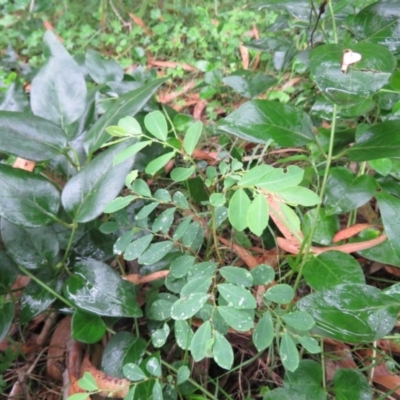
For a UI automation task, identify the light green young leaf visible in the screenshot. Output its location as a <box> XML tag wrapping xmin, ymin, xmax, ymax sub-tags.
<box><xmin>78</xmin><ymin>371</ymin><xmax>99</xmax><ymax>391</ymax></box>
<box><xmin>280</xmin><ymin>332</ymin><xmax>299</xmax><ymax>372</ymax></box>
<box><xmin>113</xmin><ymin>141</ymin><xmax>151</xmax><ymax>165</ymax></box>
<box><xmin>170</xmin><ymin>166</ymin><xmax>195</xmax><ymax>182</ymax></box>
<box><xmin>228</xmin><ymin>188</ymin><xmax>251</xmax><ymax>231</ymax></box>
<box><xmin>145</xmin><ymin>152</ymin><xmax>175</xmax><ymax>175</ymax></box>
<box><xmin>131</xmin><ymin>179</ymin><xmax>151</xmax><ymax>197</ymax></box>
<box><xmin>238</xmin><ymin>165</ymin><xmax>274</xmax><ymax>187</ymax></box>
<box><xmin>247</xmin><ymin>193</ymin><xmax>269</xmax><ymax>236</ymax></box>
<box><xmin>171</xmin><ymin>293</ymin><xmax>209</xmax><ymax>320</ymax></box>
<box><xmin>104</xmin><ymin>195</ymin><xmax>136</xmax><ymax>213</ymax></box>
<box><xmin>184</xmin><ymin>121</ymin><xmax>203</xmax><ymax>155</ymax></box>
<box><xmin>125</xmin><ymin>170</ymin><xmax>138</xmax><ymax>189</ymax></box>
<box><xmin>298</xmin><ymin>335</ymin><xmax>322</xmax><ymax>354</ymax></box>
<box><xmin>177</xmin><ymin>365</ymin><xmax>190</xmax><ymax>385</ymax></box>
<box><xmin>252</xmin><ymin>311</ymin><xmax>274</xmax><ymax>351</ymax></box>
<box><xmin>123</xmin><ymin>363</ymin><xmax>147</xmax><ymax>381</ymax></box>
<box><xmin>118</xmin><ymin>116</ymin><xmax>142</xmax><ymax>136</ymax></box>
<box><xmin>276</xmin><ymin>187</ymin><xmax>321</xmax><ymax>206</ymax></box>
<box><xmin>213</xmin><ymin>331</ymin><xmax>234</xmax><ymax>370</ymax></box>
<box><xmin>190</xmin><ymin>320</ymin><xmax>212</xmax><ymax>361</ymax></box>
<box><xmin>144</xmin><ymin>110</ymin><xmax>168</xmax><ymax>141</ymax></box>
<box><xmin>66</xmin><ymin>394</ymin><xmax>90</xmax><ymax>400</ymax></box>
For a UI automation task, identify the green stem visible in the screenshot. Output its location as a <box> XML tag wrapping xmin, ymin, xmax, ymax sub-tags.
<box><xmin>18</xmin><ymin>265</ymin><xmax>75</xmax><ymax>309</ymax></box>
<box><xmin>328</xmin><ymin>0</ymin><xmax>338</xmax><ymax>44</ymax></box>
<box><xmin>61</xmin><ymin>222</ymin><xmax>78</xmax><ymax>268</ymax></box>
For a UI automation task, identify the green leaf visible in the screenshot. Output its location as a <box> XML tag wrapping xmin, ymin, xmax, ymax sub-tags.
<box><xmin>252</xmin><ymin>311</ymin><xmax>274</xmax><ymax>351</ymax></box>
<box><xmin>190</xmin><ymin>320</ymin><xmax>212</xmax><ymax>362</ymax></box>
<box><xmin>264</xmin><ymin>284</ymin><xmax>294</xmax><ymax>304</ymax></box>
<box><xmin>113</xmin><ymin>141</ymin><xmax>151</xmax><ymax>165</ymax></box>
<box><xmin>148</xmin><ymin>300</ymin><xmax>173</xmax><ymax>321</ymax></box>
<box><xmin>0</xmin><ymin>302</ymin><xmax>14</xmax><ymax>343</ymax></box>
<box><xmin>352</xmin><ymin>1</ymin><xmax>400</xmax><ymax>53</ymax></box>
<box><xmin>31</xmin><ymin>31</ymin><xmax>87</xmax><ymax>127</ymax></box>
<box><xmin>217</xmin><ymin>283</ymin><xmax>256</xmax><ymax>309</ymax></box>
<box><xmin>64</xmin><ymin>259</ymin><xmax>142</xmax><ymax>317</ymax></box>
<box><xmin>180</xmin><ymin>277</ymin><xmax>213</xmax><ymax>296</ymax></box>
<box><xmin>213</xmin><ymin>331</ymin><xmax>234</xmax><ymax>370</ymax></box>
<box><xmin>85</xmin><ymin>48</ymin><xmax>123</xmax><ymax>84</ymax></box>
<box><xmin>66</xmin><ymin>394</ymin><xmax>90</xmax><ymax>400</ymax></box>
<box><xmin>104</xmin><ymin>195</ymin><xmax>136</xmax><ymax>213</ymax></box>
<box><xmin>238</xmin><ymin>165</ymin><xmax>273</xmax><ymax>187</ymax></box>
<box><xmin>324</xmin><ymin>167</ymin><xmax>376</xmax><ymax>215</ymax></box>
<box><xmin>1</xmin><ymin>220</ymin><xmax>59</xmax><ymax>269</ymax></box>
<box><xmin>250</xmin><ymin>264</ymin><xmax>275</xmax><ymax>285</ymax></box>
<box><xmin>282</xmin><ymin>311</ymin><xmax>315</xmax><ymax>331</ymax></box>
<box><xmin>228</xmin><ymin>188</ymin><xmax>251</xmax><ymax>231</ymax></box>
<box><xmin>84</xmin><ymin>78</ymin><xmax>167</xmax><ymax>154</ymax></box>
<box><xmin>173</xmin><ymin>191</ymin><xmax>190</xmax><ymax>209</ymax></box>
<box><xmin>334</xmin><ymin>369</ymin><xmax>372</xmax><ymax>400</ymax></box>
<box><xmin>170</xmin><ymin>255</ymin><xmax>195</xmax><ymax>279</ymax></box>
<box><xmin>276</xmin><ymin>187</ymin><xmax>320</xmax><ymax>207</ymax></box>
<box><xmin>298</xmin><ymin>335</ymin><xmax>322</xmax><ymax>354</ymax></box>
<box><xmin>209</xmin><ymin>193</ymin><xmax>226</xmax><ymax>207</ymax></box>
<box><xmin>144</xmin><ymin>110</ymin><xmax>168</xmax><ymax>141</ymax></box>
<box><xmin>138</xmin><ymin>241</ymin><xmax>174</xmax><ymax>265</ymax></box>
<box><xmin>297</xmin><ymin>284</ymin><xmax>398</xmax><ymax>342</ymax></box>
<box><xmin>184</xmin><ymin>121</ymin><xmax>203</xmax><ymax>155</ymax></box>
<box><xmin>217</xmin><ymin>306</ymin><xmax>254</xmax><ymax>332</ymax></box>
<box><xmin>131</xmin><ymin>179</ymin><xmax>151</xmax><ymax>197</ymax></box>
<box><xmin>219</xmin><ymin>266</ymin><xmax>253</xmax><ymax>287</ymax></box>
<box><xmin>218</xmin><ymin>100</ymin><xmax>314</xmax><ymax>146</ymax></box>
<box><xmin>146</xmin><ymin>357</ymin><xmax>162</xmax><ymax>377</ymax></box>
<box><xmin>0</xmin><ymin>164</ymin><xmax>60</xmax><ymax>227</ymax></box>
<box><xmin>188</xmin><ymin>261</ymin><xmax>218</xmax><ymax>281</ymax></box>
<box><xmin>62</xmin><ymin>140</ymin><xmax>135</xmax><ymax>223</ymax></box>
<box><xmin>135</xmin><ymin>202</ymin><xmax>159</xmax><ymax>220</ymax></box>
<box><xmin>152</xmin><ymin>207</ymin><xmax>176</xmax><ymax>233</ymax></box>
<box><xmin>170</xmin><ymin>166</ymin><xmax>195</xmax><ymax>182</ymax></box>
<box><xmin>151</xmin><ymin>323</ymin><xmax>170</xmax><ymax>348</ymax></box>
<box><xmin>123</xmin><ymin>363</ymin><xmax>147</xmax><ymax>381</ymax></box>
<box><xmin>303</xmin><ymin>251</ymin><xmax>365</xmax><ymax>291</ymax></box>
<box><xmin>78</xmin><ymin>371</ymin><xmax>99</xmax><ymax>391</ymax></box>
<box><xmin>152</xmin><ymin>380</ymin><xmax>163</xmax><ymax>400</ymax></box>
<box><xmin>280</xmin><ymin>332</ymin><xmax>299</xmax><ymax>372</ymax></box>
<box><xmin>0</xmin><ymin>251</ymin><xmax>18</xmax><ymax>291</ymax></box>
<box><xmin>171</xmin><ymin>293</ymin><xmax>209</xmax><ymax>320</ymax></box>
<box><xmin>348</xmin><ymin>120</ymin><xmax>400</xmax><ymax>161</ymax></box>
<box><xmin>0</xmin><ymin>111</ymin><xmax>67</xmax><ymax>161</ymax></box>
<box><xmin>72</xmin><ymin>311</ymin><xmax>106</xmax><ymax>344</ymax></box>
<box><xmin>247</xmin><ymin>193</ymin><xmax>269</xmax><ymax>236</ymax></box>
<box><xmin>118</xmin><ymin>116</ymin><xmax>143</xmax><ymax>136</ymax></box>
<box><xmin>309</xmin><ymin>43</ymin><xmax>395</xmax><ymax>106</ymax></box>
<box><xmin>376</xmin><ymin>191</ymin><xmax>400</xmax><ymax>259</ymax></box>
<box><xmin>174</xmin><ymin>320</ymin><xmax>194</xmax><ymax>350</ymax></box>
<box><xmin>145</xmin><ymin>152</ymin><xmax>176</xmax><ymax>175</ymax></box>
<box><xmin>177</xmin><ymin>365</ymin><xmax>190</xmax><ymax>385</ymax></box>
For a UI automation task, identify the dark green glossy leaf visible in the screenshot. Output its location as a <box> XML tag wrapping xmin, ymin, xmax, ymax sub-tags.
<box><xmin>213</xmin><ymin>331</ymin><xmax>233</xmax><ymax>370</ymax></box>
<box><xmin>297</xmin><ymin>284</ymin><xmax>398</xmax><ymax>342</ymax></box>
<box><xmin>1</xmin><ymin>219</ymin><xmax>59</xmax><ymax>269</ymax></box>
<box><xmin>280</xmin><ymin>332</ymin><xmax>299</xmax><ymax>372</ymax></box>
<box><xmin>303</xmin><ymin>251</ymin><xmax>365</xmax><ymax>291</ymax></box>
<box><xmin>84</xmin><ymin>78</ymin><xmax>167</xmax><ymax>154</ymax></box>
<box><xmin>71</xmin><ymin>310</ymin><xmax>106</xmax><ymax>343</ymax></box>
<box><xmin>376</xmin><ymin>191</ymin><xmax>400</xmax><ymax>258</ymax></box>
<box><xmin>0</xmin><ymin>111</ymin><xmax>67</xmax><ymax>161</ymax></box>
<box><xmin>324</xmin><ymin>167</ymin><xmax>376</xmax><ymax>214</ymax></box>
<box><xmin>62</xmin><ymin>140</ymin><xmax>135</xmax><ymax>223</ymax></box>
<box><xmin>0</xmin><ymin>251</ymin><xmax>18</xmax><ymax>293</ymax></box>
<box><xmin>31</xmin><ymin>31</ymin><xmax>87</xmax><ymax>127</ymax></box>
<box><xmin>218</xmin><ymin>100</ymin><xmax>314</xmax><ymax>146</ymax></box>
<box><xmin>252</xmin><ymin>311</ymin><xmax>274</xmax><ymax>351</ymax></box>
<box><xmin>223</xmin><ymin>70</ymin><xmax>277</xmax><ymax>98</ymax></box>
<box><xmin>303</xmin><ymin>208</ymin><xmax>339</xmax><ymax>246</ymax></box>
<box><xmin>348</xmin><ymin>120</ymin><xmax>400</xmax><ymax>162</ymax></box>
<box><xmin>20</xmin><ymin>275</ymin><xmax>63</xmax><ymax>323</ymax></box>
<box><xmin>85</xmin><ymin>48</ymin><xmax>123</xmax><ymax>83</ymax></box>
<box><xmin>0</xmin><ymin>164</ymin><xmax>60</xmax><ymax>227</ymax></box>
<box><xmin>284</xmin><ymin>360</ymin><xmax>325</xmax><ymax>400</ymax></box>
<box><xmin>0</xmin><ymin>302</ymin><xmax>14</xmax><ymax>343</ymax></box>
<box><xmin>353</xmin><ymin>0</ymin><xmax>400</xmax><ymax>53</ymax></box>
<box><xmin>102</xmin><ymin>332</ymin><xmax>146</xmax><ymax>378</ymax></box>
<box><xmin>64</xmin><ymin>259</ymin><xmax>142</xmax><ymax>317</ymax></box>
<box><xmin>334</xmin><ymin>369</ymin><xmax>372</xmax><ymax>400</ymax></box>
<box><xmin>310</xmin><ymin>43</ymin><xmax>395</xmax><ymax>106</ymax></box>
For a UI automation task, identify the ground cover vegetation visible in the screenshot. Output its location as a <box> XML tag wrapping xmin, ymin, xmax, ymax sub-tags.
<box><xmin>1</xmin><ymin>0</ymin><xmax>400</xmax><ymax>399</ymax></box>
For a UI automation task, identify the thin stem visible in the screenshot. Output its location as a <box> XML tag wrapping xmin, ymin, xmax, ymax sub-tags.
<box><xmin>61</xmin><ymin>222</ymin><xmax>78</xmax><ymax>268</ymax></box>
<box><xmin>328</xmin><ymin>0</ymin><xmax>338</xmax><ymax>44</ymax></box>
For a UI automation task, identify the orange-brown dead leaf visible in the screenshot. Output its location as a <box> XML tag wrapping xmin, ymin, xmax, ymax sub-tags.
<box><xmin>219</xmin><ymin>237</ymin><xmax>259</xmax><ymax>269</ymax></box>
<box><xmin>384</xmin><ymin>265</ymin><xmax>400</xmax><ymax>277</ymax></box>
<box><xmin>158</xmin><ymin>81</ymin><xmax>196</xmax><ymax>103</ymax></box>
<box><xmin>332</xmin><ymin>223</ymin><xmax>372</xmax><ymax>242</ymax></box>
<box><xmin>124</xmin><ymin>270</ymin><xmax>170</xmax><ymax>285</ymax></box>
<box><xmin>149</xmin><ymin>60</ymin><xmax>197</xmax><ymax>72</ymax></box>
<box><xmin>13</xmin><ymin>158</ymin><xmax>35</xmax><ymax>172</ymax></box>
<box><xmin>191</xmin><ymin>149</ymin><xmax>218</xmax><ymax>164</ymax></box>
<box><xmin>128</xmin><ymin>13</ymin><xmax>152</xmax><ymax>35</ymax></box>
<box><xmin>239</xmin><ymin>44</ymin><xmax>249</xmax><ymax>70</ymax></box>
<box><xmin>193</xmin><ymin>100</ymin><xmax>207</xmax><ymax>120</ymax></box>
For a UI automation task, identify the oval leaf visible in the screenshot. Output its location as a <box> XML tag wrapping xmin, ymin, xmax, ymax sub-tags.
<box><xmin>171</xmin><ymin>293</ymin><xmax>209</xmax><ymax>320</ymax></box>
<box><xmin>228</xmin><ymin>188</ymin><xmax>251</xmax><ymax>231</ymax></box>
